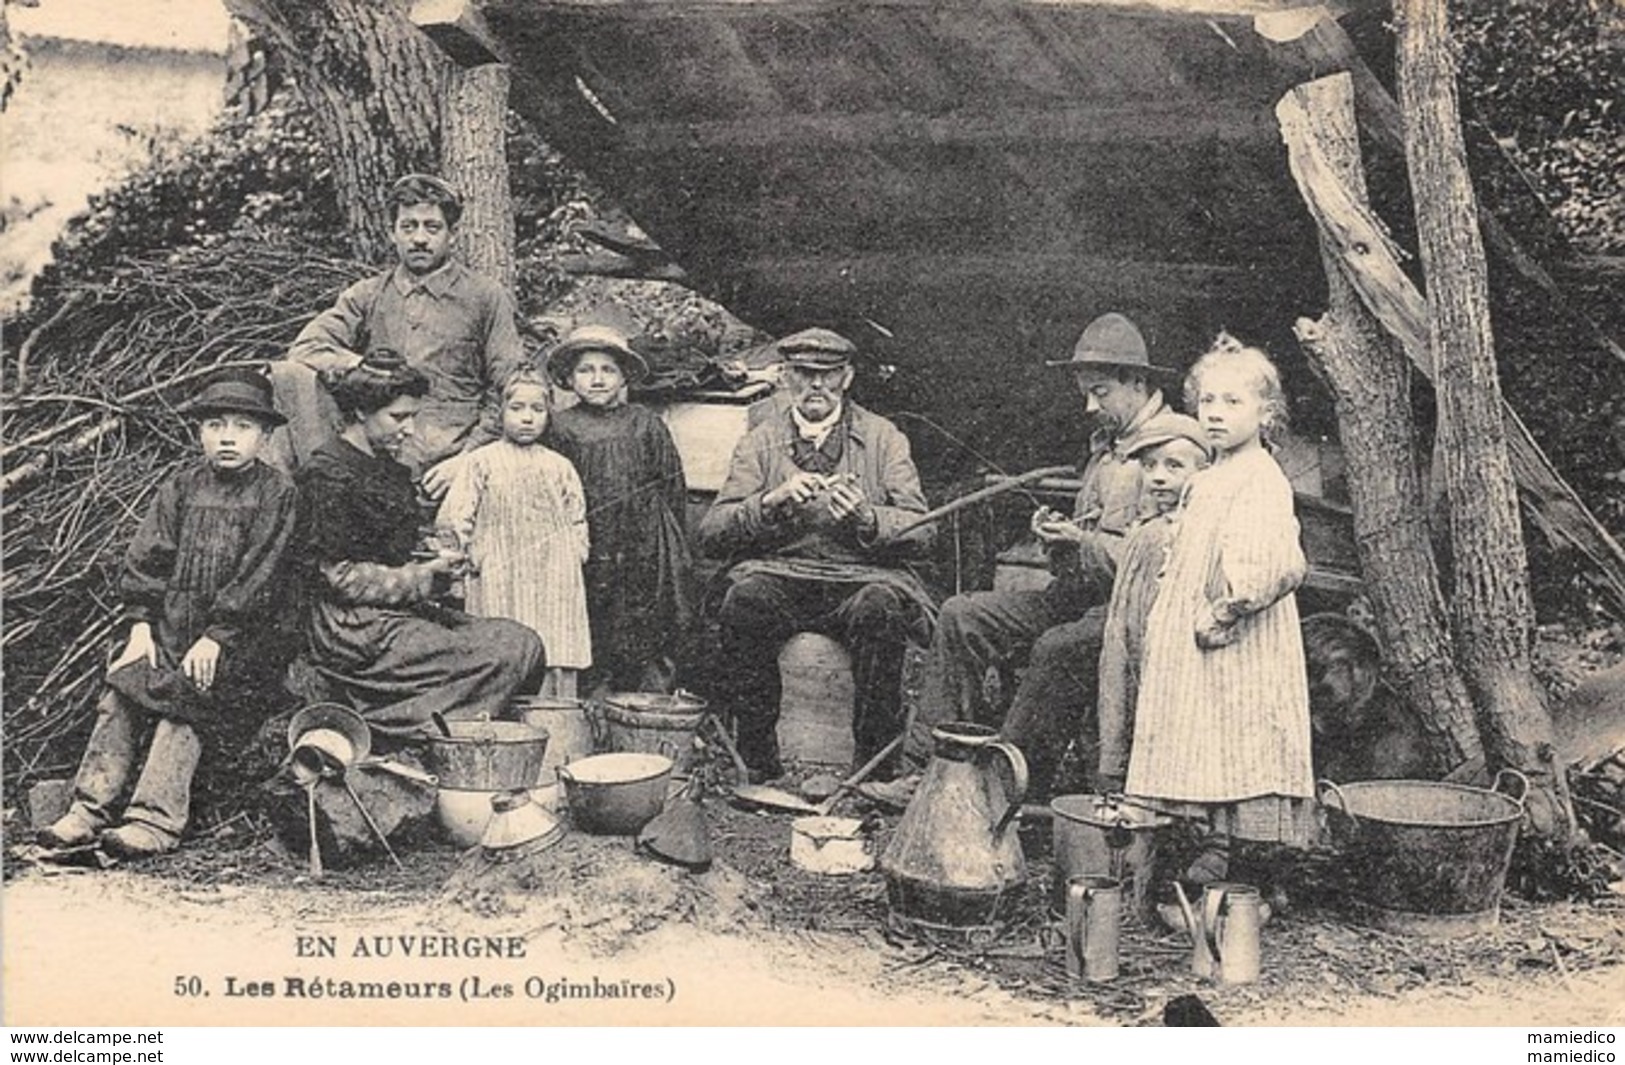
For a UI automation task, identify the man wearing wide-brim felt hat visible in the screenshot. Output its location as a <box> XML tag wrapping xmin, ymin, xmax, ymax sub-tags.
<box><xmin>866</xmin><ymin>311</ymin><xmax>1175</xmax><ymax>808</ymax></box>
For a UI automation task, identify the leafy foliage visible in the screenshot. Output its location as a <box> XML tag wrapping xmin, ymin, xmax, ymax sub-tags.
<box><xmin>1454</xmin><ymin>0</ymin><xmax>1625</xmax><ymax>254</ymax></box>
<box><xmin>37</xmin><ymin>97</ymin><xmax>343</xmax><ymax>293</ymax></box>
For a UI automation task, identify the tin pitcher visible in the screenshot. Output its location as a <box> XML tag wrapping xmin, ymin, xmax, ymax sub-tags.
<box><xmin>1192</xmin><ymin>882</ymin><xmax>1264</xmax><ymax>985</ymax></box>
<box><xmin>880</xmin><ymin>722</ymin><xmax>1029</xmax><ymax>935</ymax></box>
<box><xmin>1065</xmin><ymin>875</ymin><xmax>1122</xmax><ymax>982</ymax></box>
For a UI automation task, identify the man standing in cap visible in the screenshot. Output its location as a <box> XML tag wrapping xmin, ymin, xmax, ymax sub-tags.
<box><xmin>862</xmin><ymin>312</ymin><xmax>1173</xmax><ymax>806</ymax></box>
<box><xmin>270</xmin><ymin>173</ymin><xmax>527</xmax><ymax>493</ymax></box>
<box><xmin>699</xmin><ymin>328</ymin><xmax>935</xmax><ymax>781</ymax></box>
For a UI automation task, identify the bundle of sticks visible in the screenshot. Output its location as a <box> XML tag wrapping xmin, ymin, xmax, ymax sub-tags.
<box><xmin>2</xmin><ymin>240</ymin><xmax>371</xmax><ymax>785</ymax></box>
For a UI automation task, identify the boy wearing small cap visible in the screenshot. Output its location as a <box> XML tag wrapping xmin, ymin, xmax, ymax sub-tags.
<box><xmin>1090</xmin><ymin>412</ymin><xmax>1212</xmax><ymax>793</ymax></box>
<box><xmin>39</xmin><ymin>369</ymin><xmax>298</xmax><ymax>859</ymax></box>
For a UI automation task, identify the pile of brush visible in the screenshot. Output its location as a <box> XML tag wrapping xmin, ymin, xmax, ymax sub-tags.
<box><xmin>2</xmin><ymin>240</ymin><xmax>371</xmax><ymax>787</ymax></box>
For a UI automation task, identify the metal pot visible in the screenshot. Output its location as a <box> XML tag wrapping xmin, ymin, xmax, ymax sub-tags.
<box><xmin>601</xmin><ymin>691</ymin><xmax>707</xmax><ymax>773</ymax></box>
<box><xmin>423</xmin><ymin>719</ymin><xmax>550</xmax><ymax>791</ymax></box>
<box><xmin>436</xmin><ymin>787</ymin><xmax>504</xmax><ymax>847</ymax></box>
<box><xmin>1320</xmin><ymin>770</ymin><xmax>1528</xmax><ymax>935</ymax></box>
<box><xmin>558</xmin><ymin>752</ymin><xmax>673</xmax><ymax>835</ymax></box>
<box><xmin>513</xmin><ymin>697</ymin><xmax>602</xmax><ymax>784</ymax></box>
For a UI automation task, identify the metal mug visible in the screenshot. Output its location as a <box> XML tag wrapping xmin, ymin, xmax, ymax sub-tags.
<box><xmin>1064</xmin><ymin>875</ymin><xmax>1122</xmax><ymax>982</ymax></box>
<box><xmin>1199</xmin><ymin>881</ymin><xmax>1263</xmax><ymax>985</ymax></box>
<box><xmin>290</xmin><ymin>728</ymin><xmax>357</xmax><ymax>783</ymax></box>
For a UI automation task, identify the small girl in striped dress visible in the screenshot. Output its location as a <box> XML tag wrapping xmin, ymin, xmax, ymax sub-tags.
<box><xmin>438</xmin><ymin>367</ymin><xmax>591</xmax><ymax>697</ymax></box>
<box><xmin>1126</xmin><ymin>335</ymin><xmax>1315</xmax><ymax>884</ymax></box>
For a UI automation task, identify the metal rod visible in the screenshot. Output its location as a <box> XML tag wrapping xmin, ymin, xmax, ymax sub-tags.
<box><xmin>893</xmin><ymin>465</ymin><xmax>1073</xmax><ymax>538</ymax></box>
<box><xmin>342</xmin><ymin>777</ymin><xmax>405</xmax><ymax>872</ymax></box>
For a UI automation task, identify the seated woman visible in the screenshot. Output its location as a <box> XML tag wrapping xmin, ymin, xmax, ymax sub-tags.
<box><xmin>295</xmin><ymin>352</ymin><xmax>543</xmax><ymax>739</ymax></box>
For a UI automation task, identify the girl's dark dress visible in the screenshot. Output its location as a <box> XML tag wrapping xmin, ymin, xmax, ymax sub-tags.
<box><xmin>546</xmin><ymin>403</ymin><xmax>693</xmax><ymax>690</ymax></box>
<box><xmin>295</xmin><ymin>437</ymin><xmax>542</xmax><ymax>737</ymax></box>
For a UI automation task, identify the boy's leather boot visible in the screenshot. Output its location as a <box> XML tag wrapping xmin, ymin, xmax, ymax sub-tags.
<box><xmin>40</xmin><ymin>689</ymin><xmax>144</xmax><ymax>847</ymax></box>
<box><xmin>105</xmin><ymin>718</ymin><xmax>201</xmax><ymax>858</ymax></box>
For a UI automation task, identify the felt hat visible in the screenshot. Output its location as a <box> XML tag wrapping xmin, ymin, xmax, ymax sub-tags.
<box><xmin>545</xmin><ymin>325</ymin><xmax>650</xmax><ymax>389</ymax></box>
<box><xmin>776</xmin><ymin>328</ymin><xmax>857</xmax><ymax>371</ymax></box>
<box><xmin>1046</xmin><ymin>312</ymin><xmax>1172</xmax><ymax>379</ymax></box>
<box><xmin>181</xmin><ymin>368</ymin><xmax>286</xmax><ymax>426</ymax></box>
<box><xmin>1124</xmin><ymin>411</ymin><xmax>1213</xmax><ymax>462</ymax></box>
<box><xmin>286</xmin><ymin>702</ymin><xmax>373</xmax><ymax>765</ymax></box>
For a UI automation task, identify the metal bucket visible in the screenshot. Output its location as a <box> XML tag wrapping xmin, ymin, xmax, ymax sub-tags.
<box><xmin>1050</xmin><ymin>794</ymin><xmax>1170</xmax><ymax>922</ymax></box>
<box><xmin>1320</xmin><ymin>770</ymin><xmax>1528</xmax><ymax>936</ymax></box>
<box><xmin>602</xmin><ymin>691</ymin><xmax>706</xmax><ymax>773</ymax></box>
<box><xmin>423</xmin><ymin>720</ymin><xmax>550</xmax><ymax>791</ymax></box>
<box><xmin>513</xmin><ymin>696</ymin><xmax>602</xmax><ymax>784</ymax></box>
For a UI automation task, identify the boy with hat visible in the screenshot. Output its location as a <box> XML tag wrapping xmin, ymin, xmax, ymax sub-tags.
<box><xmin>700</xmin><ymin>328</ymin><xmax>934</xmax><ymax>780</ymax></box>
<box><xmin>1088</xmin><ymin>412</ymin><xmax>1212</xmax><ymax>793</ymax></box>
<box><xmin>865</xmin><ymin>312</ymin><xmax>1175</xmax><ymax>806</ymax></box>
<box><xmin>39</xmin><ymin>369</ymin><xmax>299</xmax><ymax>858</ymax></box>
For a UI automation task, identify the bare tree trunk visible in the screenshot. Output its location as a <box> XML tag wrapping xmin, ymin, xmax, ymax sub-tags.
<box><xmin>1396</xmin><ymin>0</ymin><xmax>1574</xmax><ymax>838</ymax></box>
<box><xmin>443</xmin><ymin>64</ymin><xmax>515</xmax><ymax>290</ymax></box>
<box><xmin>1280</xmin><ymin>75</ymin><xmax>1484</xmax><ymax>772</ymax></box>
<box><xmin>1</xmin><ymin>1</ymin><xmax>25</xmax><ymax>114</ymax></box>
<box><xmin>223</xmin><ymin>0</ymin><xmax>445</xmax><ymax>260</ymax></box>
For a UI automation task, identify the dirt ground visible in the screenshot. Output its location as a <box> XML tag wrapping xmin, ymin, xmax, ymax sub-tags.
<box><xmin>5</xmin><ymin>790</ymin><xmax>1624</xmax><ymax>1028</ymax></box>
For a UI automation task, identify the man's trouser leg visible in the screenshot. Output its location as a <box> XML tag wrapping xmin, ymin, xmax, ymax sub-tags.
<box><xmin>266</xmin><ymin>361</ymin><xmax>341</xmax><ymax>473</ymax></box>
<box><xmin>716</xmin><ymin>573</ymin><xmax>805</xmax><ymax>776</ymax></box>
<box><xmin>837</xmin><ymin>583</ymin><xmax>914</xmax><ymax>772</ymax></box>
<box><xmin>121</xmin><ymin>718</ymin><xmax>204</xmax><ymax>843</ymax></box>
<box><xmin>905</xmin><ymin>587</ymin><xmax>1061</xmax><ymax>770</ymax></box>
<box><xmin>66</xmin><ymin>688</ymin><xmax>148</xmax><ymax>830</ymax></box>
<box><xmin>1000</xmin><ymin>607</ymin><xmax>1107</xmax><ymax>797</ymax></box>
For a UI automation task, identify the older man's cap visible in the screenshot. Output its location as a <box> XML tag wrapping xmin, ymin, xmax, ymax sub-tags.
<box><xmin>777</xmin><ymin>328</ymin><xmax>857</xmax><ymax>371</ymax></box>
<box><xmin>1124</xmin><ymin>411</ymin><xmax>1213</xmax><ymax>461</ymax></box>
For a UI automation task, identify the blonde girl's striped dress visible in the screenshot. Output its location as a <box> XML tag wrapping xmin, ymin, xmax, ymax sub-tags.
<box><xmin>437</xmin><ymin>440</ymin><xmax>593</xmax><ymax>669</ymax></box>
<box><xmin>1125</xmin><ymin>445</ymin><xmax>1316</xmax><ymax>845</ymax></box>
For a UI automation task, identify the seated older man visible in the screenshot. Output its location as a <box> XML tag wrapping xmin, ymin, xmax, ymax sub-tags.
<box><xmin>699</xmin><ymin>329</ymin><xmax>935</xmax><ymax>781</ymax></box>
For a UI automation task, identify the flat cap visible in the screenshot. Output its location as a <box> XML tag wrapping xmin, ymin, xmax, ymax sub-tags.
<box><xmin>777</xmin><ymin>328</ymin><xmax>856</xmax><ymax>370</ymax></box>
<box><xmin>1124</xmin><ymin>411</ymin><xmax>1213</xmax><ymax>461</ymax></box>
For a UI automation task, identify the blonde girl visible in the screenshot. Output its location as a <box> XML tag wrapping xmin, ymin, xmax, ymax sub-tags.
<box><xmin>1125</xmin><ymin>335</ymin><xmax>1315</xmax><ymax>882</ymax></box>
<box><xmin>438</xmin><ymin>366</ymin><xmax>591</xmax><ymax>696</ymax></box>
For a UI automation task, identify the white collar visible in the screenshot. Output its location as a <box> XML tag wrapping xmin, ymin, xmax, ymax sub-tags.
<box><xmin>791</xmin><ymin>403</ymin><xmax>844</xmax><ymax>447</ymax></box>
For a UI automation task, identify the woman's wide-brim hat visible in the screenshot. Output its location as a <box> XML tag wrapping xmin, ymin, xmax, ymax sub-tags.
<box><xmin>180</xmin><ymin>367</ymin><xmax>287</xmax><ymax>426</ymax></box>
<box><xmin>545</xmin><ymin>325</ymin><xmax>650</xmax><ymax>389</ymax></box>
<box><xmin>1045</xmin><ymin>312</ymin><xmax>1177</xmax><ymax>379</ymax></box>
